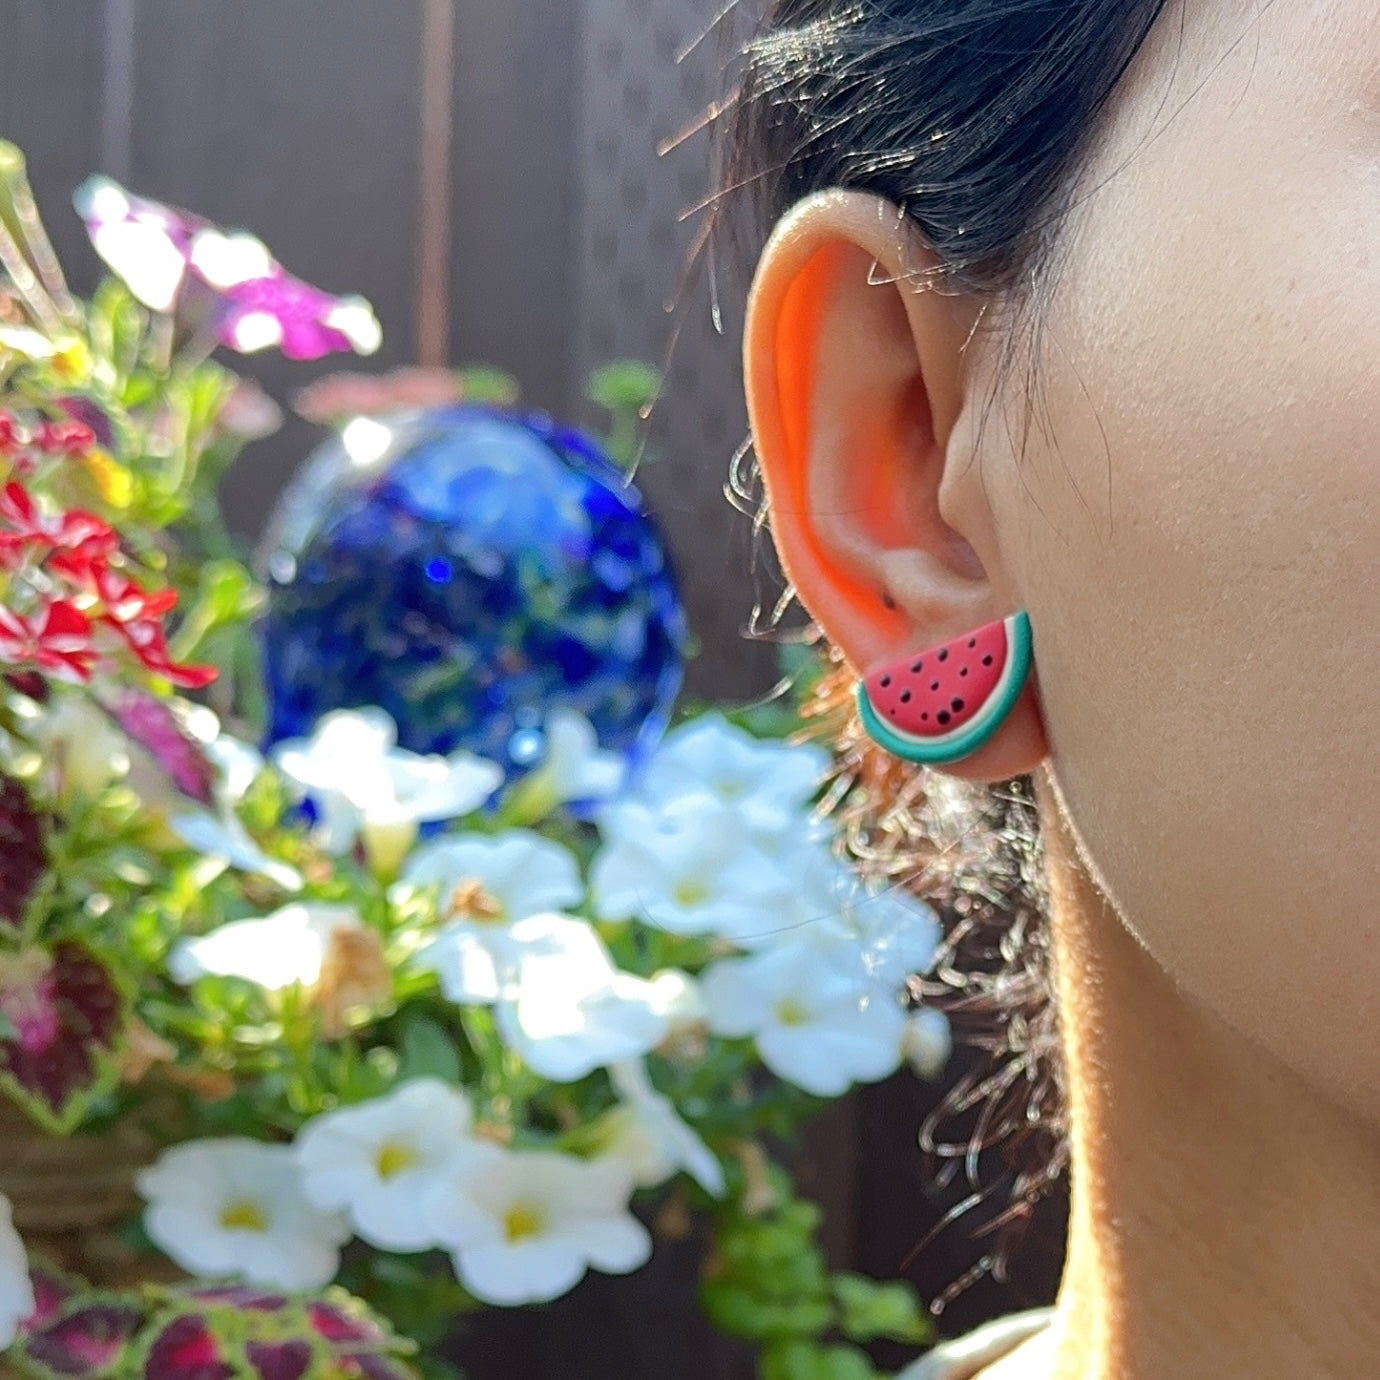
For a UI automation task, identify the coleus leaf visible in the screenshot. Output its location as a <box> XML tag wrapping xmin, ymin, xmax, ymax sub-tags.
<box><xmin>135</xmin><ymin>1312</ymin><xmax>236</xmax><ymax>1380</ymax></box>
<box><xmin>0</xmin><ymin>775</ymin><xmax>47</xmax><ymax>931</ymax></box>
<box><xmin>16</xmin><ymin>1297</ymin><xmax>145</xmax><ymax>1379</ymax></box>
<box><xmin>0</xmin><ymin>941</ymin><xmax>125</xmax><ymax>1132</ymax></box>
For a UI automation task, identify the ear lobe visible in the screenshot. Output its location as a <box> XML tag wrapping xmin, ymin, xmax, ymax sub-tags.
<box><xmin>743</xmin><ymin>190</ymin><xmax>1048</xmax><ymax>781</ymax></box>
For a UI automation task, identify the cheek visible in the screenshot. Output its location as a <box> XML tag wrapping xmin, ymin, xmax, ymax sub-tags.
<box><xmin>995</xmin><ymin>71</ymin><xmax>1380</xmax><ymax>1112</ymax></box>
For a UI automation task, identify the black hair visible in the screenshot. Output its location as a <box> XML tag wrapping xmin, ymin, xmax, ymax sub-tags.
<box><xmin>719</xmin><ymin>0</ymin><xmax>1172</xmax><ymax>296</ymax></box>
<box><xmin>708</xmin><ymin>0</ymin><xmax>1173</xmax><ymax>1314</ymax></box>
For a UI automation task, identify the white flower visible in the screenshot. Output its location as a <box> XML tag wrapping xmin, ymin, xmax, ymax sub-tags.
<box><xmin>505</xmin><ymin>708</ymin><xmax>627</xmax><ymax>822</ymax></box>
<box><xmin>628</xmin><ymin>713</ymin><xmax>829</xmax><ymax>841</ymax></box>
<box><xmin>494</xmin><ymin>915</ymin><xmax>675</xmax><ymax>1081</ymax></box>
<box><xmin>589</xmin><ymin>793</ymin><xmax>794</xmax><ymax>943</ymax></box>
<box><xmin>168</xmin><ymin>811</ymin><xmax>304</xmax><ymax>891</ymax></box>
<box><xmin>404</xmin><ymin>831</ymin><xmax>583</xmax><ymax>1003</ymax></box>
<box><xmin>901</xmin><ymin>1009</ymin><xmax>953</xmax><ymax>1080</ymax></box>
<box><xmin>699</xmin><ymin>941</ymin><xmax>908</xmax><ymax>1097</ymax></box>
<box><xmin>428</xmin><ymin>1143</ymin><xmax>651</xmax><ymax>1305</ymax></box>
<box><xmin>168</xmin><ymin>902</ymin><xmax>367</xmax><ymax>990</ymax></box>
<box><xmin>168</xmin><ymin>725</ymin><xmax>303</xmax><ymax>891</ymax></box>
<box><xmin>136</xmin><ymin>1138</ymin><xmax>350</xmax><ymax>1290</ymax></box>
<box><xmin>0</xmin><ymin>1193</ymin><xmax>34</xmax><ymax>1350</ymax></box>
<box><xmin>23</xmin><ymin>691</ymin><xmax>130</xmax><ymax>799</ymax></box>
<box><xmin>273</xmin><ymin>708</ymin><xmax>503</xmax><ymax>876</ymax></box>
<box><xmin>295</xmin><ymin>1078</ymin><xmax>477</xmax><ymax>1252</ymax></box>
<box><xmin>766</xmin><ymin>842</ymin><xmax>944</xmax><ymax>985</ymax></box>
<box><xmin>601</xmin><ymin>1060</ymin><xmax>725</xmax><ymax>1197</ymax></box>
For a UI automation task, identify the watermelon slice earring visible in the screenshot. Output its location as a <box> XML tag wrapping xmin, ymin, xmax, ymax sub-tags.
<box><xmin>856</xmin><ymin>611</ymin><xmax>1033</xmax><ymax>766</ymax></box>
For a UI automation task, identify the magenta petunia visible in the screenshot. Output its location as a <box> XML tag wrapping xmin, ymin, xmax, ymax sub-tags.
<box><xmin>73</xmin><ymin>175</ymin><xmax>380</xmax><ymax>362</ymax></box>
<box><xmin>216</xmin><ymin>274</ymin><xmax>381</xmax><ymax>362</ymax></box>
<box><xmin>138</xmin><ymin>1313</ymin><xmax>237</xmax><ymax>1380</ymax></box>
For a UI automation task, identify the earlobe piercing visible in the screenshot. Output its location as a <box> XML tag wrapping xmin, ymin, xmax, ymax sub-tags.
<box><xmin>856</xmin><ymin>612</ymin><xmax>1033</xmax><ymax>766</ymax></box>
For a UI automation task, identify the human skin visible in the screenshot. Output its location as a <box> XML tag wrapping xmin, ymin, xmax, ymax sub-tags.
<box><xmin>740</xmin><ymin>1</ymin><xmax>1380</xmax><ymax>1377</ymax></box>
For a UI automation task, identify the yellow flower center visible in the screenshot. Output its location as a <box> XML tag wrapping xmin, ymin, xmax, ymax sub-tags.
<box><xmin>219</xmin><ymin>1199</ymin><xmax>269</xmax><ymax>1232</ymax></box>
<box><xmin>775</xmin><ymin>998</ymin><xmax>810</xmax><ymax>1027</ymax></box>
<box><xmin>673</xmin><ymin>879</ymin><xmax>709</xmax><ymax>907</ymax></box>
<box><xmin>375</xmin><ymin>1141</ymin><xmax>420</xmax><ymax>1180</ymax></box>
<box><xmin>503</xmin><ymin>1201</ymin><xmax>545</xmax><ymax>1243</ymax></box>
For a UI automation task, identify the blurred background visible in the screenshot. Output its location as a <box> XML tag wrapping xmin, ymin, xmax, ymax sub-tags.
<box><xmin>0</xmin><ymin>2</ymin><xmax>1062</xmax><ymax>1374</ymax></box>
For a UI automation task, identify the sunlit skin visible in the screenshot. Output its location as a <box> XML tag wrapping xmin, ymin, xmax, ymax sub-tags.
<box><xmin>741</xmin><ymin>1</ymin><xmax>1380</xmax><ymax>1376</ymax></box>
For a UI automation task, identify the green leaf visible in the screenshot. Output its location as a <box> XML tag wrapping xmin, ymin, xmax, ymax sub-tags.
<box><xmin>455</xmin><ymin>365</ymin><xmax>520</xmax><ymax>406</ymax></box>
<box><xmin>586</xmin><ymin>359</ymin><xmax>661</xmax><ymax>412</ymax></box>
<box><xmin>832</xmin><ymin>1274</ymin><xmax>932</xmax><ymax>1346</ymax></box>
<box><xmin>761</xmin><ymin>1340</ymin><xmax>880</xmax><ymax>1380</ymax></box>
<box><xmin>397</xmin><ymin>1013</ymin><xmax>463</xmax><ymax>1086</ymax></box>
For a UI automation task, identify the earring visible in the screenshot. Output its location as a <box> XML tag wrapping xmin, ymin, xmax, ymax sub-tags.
<box><xmin>855</xmin><ymin>611</ymin><xmax>1033</xmax><ymax>766</ymax></box>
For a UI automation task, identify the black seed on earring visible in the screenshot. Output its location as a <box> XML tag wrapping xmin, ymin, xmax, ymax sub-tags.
<box><xmin>921</xmin><ymin>713</ymin><xmax>929</xmax><ymax>721</ymax></box>
<box><xmin>982</xmin><ymin>655</ymin><xmax>993</xmax><ymax>666</ymax></box>
<box><xmin>910</xmin><ymin>661</ymin><xmax>922</xmax><ymax>673</ymax></box>
<box><xmin>931</xmin><ymin>681</ymin><xmax>940</xmax><ymax>691</ymax></box>
<box><xmin>960</xmin><ymin>668</ymin><xmax>968</xmax><ymax>677</ymax></box>
<box><xmin>937</xmin><ymin>711</ymin><xmax>951</xmax><ymax>725</ymax></box>
<box><xmin>880</xmin><ymin>676</ymin><xmax>891</xmax><ymax>688</ymax></box>
<box><xmin>937</xmin><ymin>649</ymin><xmax>948</xmax><ymax>662</ymax></box>
<box><xmin>968</xmin><ymin>638</ymin><xmax>977</xmax><ymax>648</ymax></box>
<box><xmin>900</xmin><ymin>690</ymin><xmax>912</xmax><ymax>704</ymax></box>
<box><xmin>951</xmin><ymin>698</ymin><xmax>964</xmax><ymax>711</ymax></box>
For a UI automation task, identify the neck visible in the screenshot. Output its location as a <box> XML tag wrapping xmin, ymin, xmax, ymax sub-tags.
<box><xmin>1032</xmin><ymin>766</ymin><xmax>1380</xmax><ymax>1380</ymax></box>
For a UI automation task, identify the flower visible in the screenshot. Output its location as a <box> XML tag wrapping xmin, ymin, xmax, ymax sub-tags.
<box><xmin>217</xmin><ymin>274</ymin><xmax>382</xmax><ymax>361</ymax></box>
<box><xmin>293</xmin><ymin>366</ymin><xmax>467</xmax><ymax>424</ymax></box>
<box><xmin>427</xmin><ymin>1143</ymin><xmax>651</xmax><ymax>1305</ymax></box>
<box><xmin>72</xmin><ymin>175</ymin><xmax>202</xmax><ymax>312</ymax></box>
<box><xmin>589</xmin><ymin>792</ymin><xmax>796</xmax><ymax>943</ymax></box>
<box><xmin>167</xmin><ymin>724</ymin><xmax>304</xmax><ymax>890</ymax></box>
<box><xmin>626</xmin><ymin>712</ymin><xmax>829</xmax><ymax>841</ymax></box>
<box><xmin>404</xmin><ymin>830</ymin><xmax>583</xmax><ymax>1003</ymax></box>
<box><xmin>294</xmin><ymin>1078</ymin><xmax>477</xmax><ymax>1252</ymax></box>
<box><xmin>273</xmin><ymin>708</ymin><xmax>503</xmax><ymax>877</ymax></box>
<box><xmin>492</xmin><ymin>914</ymin><xmax>679</xmax><ymax>1082</ymax></box>
<box><xmin>21</xmin><ymin>688</ymin><xmax>130</xmax><ymax>799</ymax></box>
<box><xmin>136</xmin><ymin>1138</ymin><xmax>350</xmax><ymax>1291</ymax></box>
<box><xmin>73</xmin><ymin>177</ymin><xmax>382</xmax><ymax>362</ymax></box>
<box><xmin>699</xmin><ymin>941</ymin><xmax>909</xmax><ymax>1097</ymax></box>
<box><xmin>901</xmin><ymin>1008</ymin><xmax>953</xmax><ymax>1080</ymax></box>
<box><xmin>504</xmin><ymin>708</ymin><xmax>627</xmax><ymax>823</ymax></box>
<box><xmin>168</xmin><ymin>902</ymin><xmax>368</xmax><ymax>991</ymax></box>
<box><xmin>600</xmin><ymin>1060</ymin><xmax>725</xmax><ymax>1197</ymax></box>
<box><xmin>0</xmin><ymin>1192</ymin><xmax>34</xmax><ymax>1349</ymax></box>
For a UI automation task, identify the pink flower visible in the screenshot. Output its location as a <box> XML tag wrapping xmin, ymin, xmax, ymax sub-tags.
<box><xmin>217</xmin><ymin>275</ymin><xmax>380</xmax><ymax>361</ymax></box>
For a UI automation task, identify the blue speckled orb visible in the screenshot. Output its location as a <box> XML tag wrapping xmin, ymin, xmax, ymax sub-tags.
<box><xmin>258</xmin><ymin>404</ymin><xmax>689</xmax><ymax>780</ymax></box>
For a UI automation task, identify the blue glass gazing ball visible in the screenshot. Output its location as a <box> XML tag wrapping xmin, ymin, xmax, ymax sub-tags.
<box><xmin>258</xmin><ymin>405</ymin><xmax>689</xmax><ymax>779</ymax></box>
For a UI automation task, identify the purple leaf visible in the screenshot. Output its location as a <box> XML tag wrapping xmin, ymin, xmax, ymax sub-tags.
<box><xmin>140</xmin><ymin>1314</ymin><xmax>237</xmax><ymax>1380</ymax></box>
<box><xmin>244</xmin><ymin>1339</ymin><xmax>315</xmax><ymax>1380</ymax></box>
<box><xmin>21</xmin><ymin>1300</ymin><xmax>144</xmax><ymax>1377</ymax></box>
<box><xmin>0</xmin><ymin>942</ymin><xmax>124</xmax><ymax>1130</ymax></box>
<box><xmin>306</xmin><ymin>1300</ymin><xmax>386</xmax><ymax>1346</ymax></box>
<box><xmin>19</xmin><ymin>1262</ymin><xmax>81</xmax><ymax>1334</ymax></box>
<box><xmin>0</xmin><ymin>775</ymin><xmax>46</xmax><ymax>930</ymax></box>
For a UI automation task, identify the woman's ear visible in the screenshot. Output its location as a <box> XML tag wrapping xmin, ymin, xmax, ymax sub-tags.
<box><xmin>743</xmin><ymin>189</ymin><xmax>1047</xmax><ymax>782</ymax></box>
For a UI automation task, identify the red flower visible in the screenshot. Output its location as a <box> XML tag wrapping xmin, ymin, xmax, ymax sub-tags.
<box><xmin>0</xmin><ymin>481</ymin><xmax>116</xmax><ymax>570</ymax></box>
<box><xmin>0</xmin><ymin>600</ymin><xmax>97</xmax><ymax>682</ymax></box>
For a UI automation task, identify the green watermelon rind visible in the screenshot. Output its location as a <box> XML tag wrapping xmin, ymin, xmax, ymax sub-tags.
<box><xmin>855</xmin><ymin>611</ymin><xmax>1033</xmax><ymax>765</ymax></box>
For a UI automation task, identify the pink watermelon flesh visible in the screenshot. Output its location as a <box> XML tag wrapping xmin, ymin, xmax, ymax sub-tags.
<box><xmin>863</xmin><ymin>621</ymin><xmax>1009</xmax><ymax>737</ymax></box>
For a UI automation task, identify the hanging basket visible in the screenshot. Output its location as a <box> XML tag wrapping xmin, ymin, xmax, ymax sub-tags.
<box><xmin>0</xmin><ymin>1092</ymin><xmax>185</xmax><ymax>1287</ymax></box>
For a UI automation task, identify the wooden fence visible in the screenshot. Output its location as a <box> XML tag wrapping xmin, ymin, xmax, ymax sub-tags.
<box><xmin>0</xmin><ymin>3</ymin><xmax>1061</xmax><ymax>1375</ymax></box>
